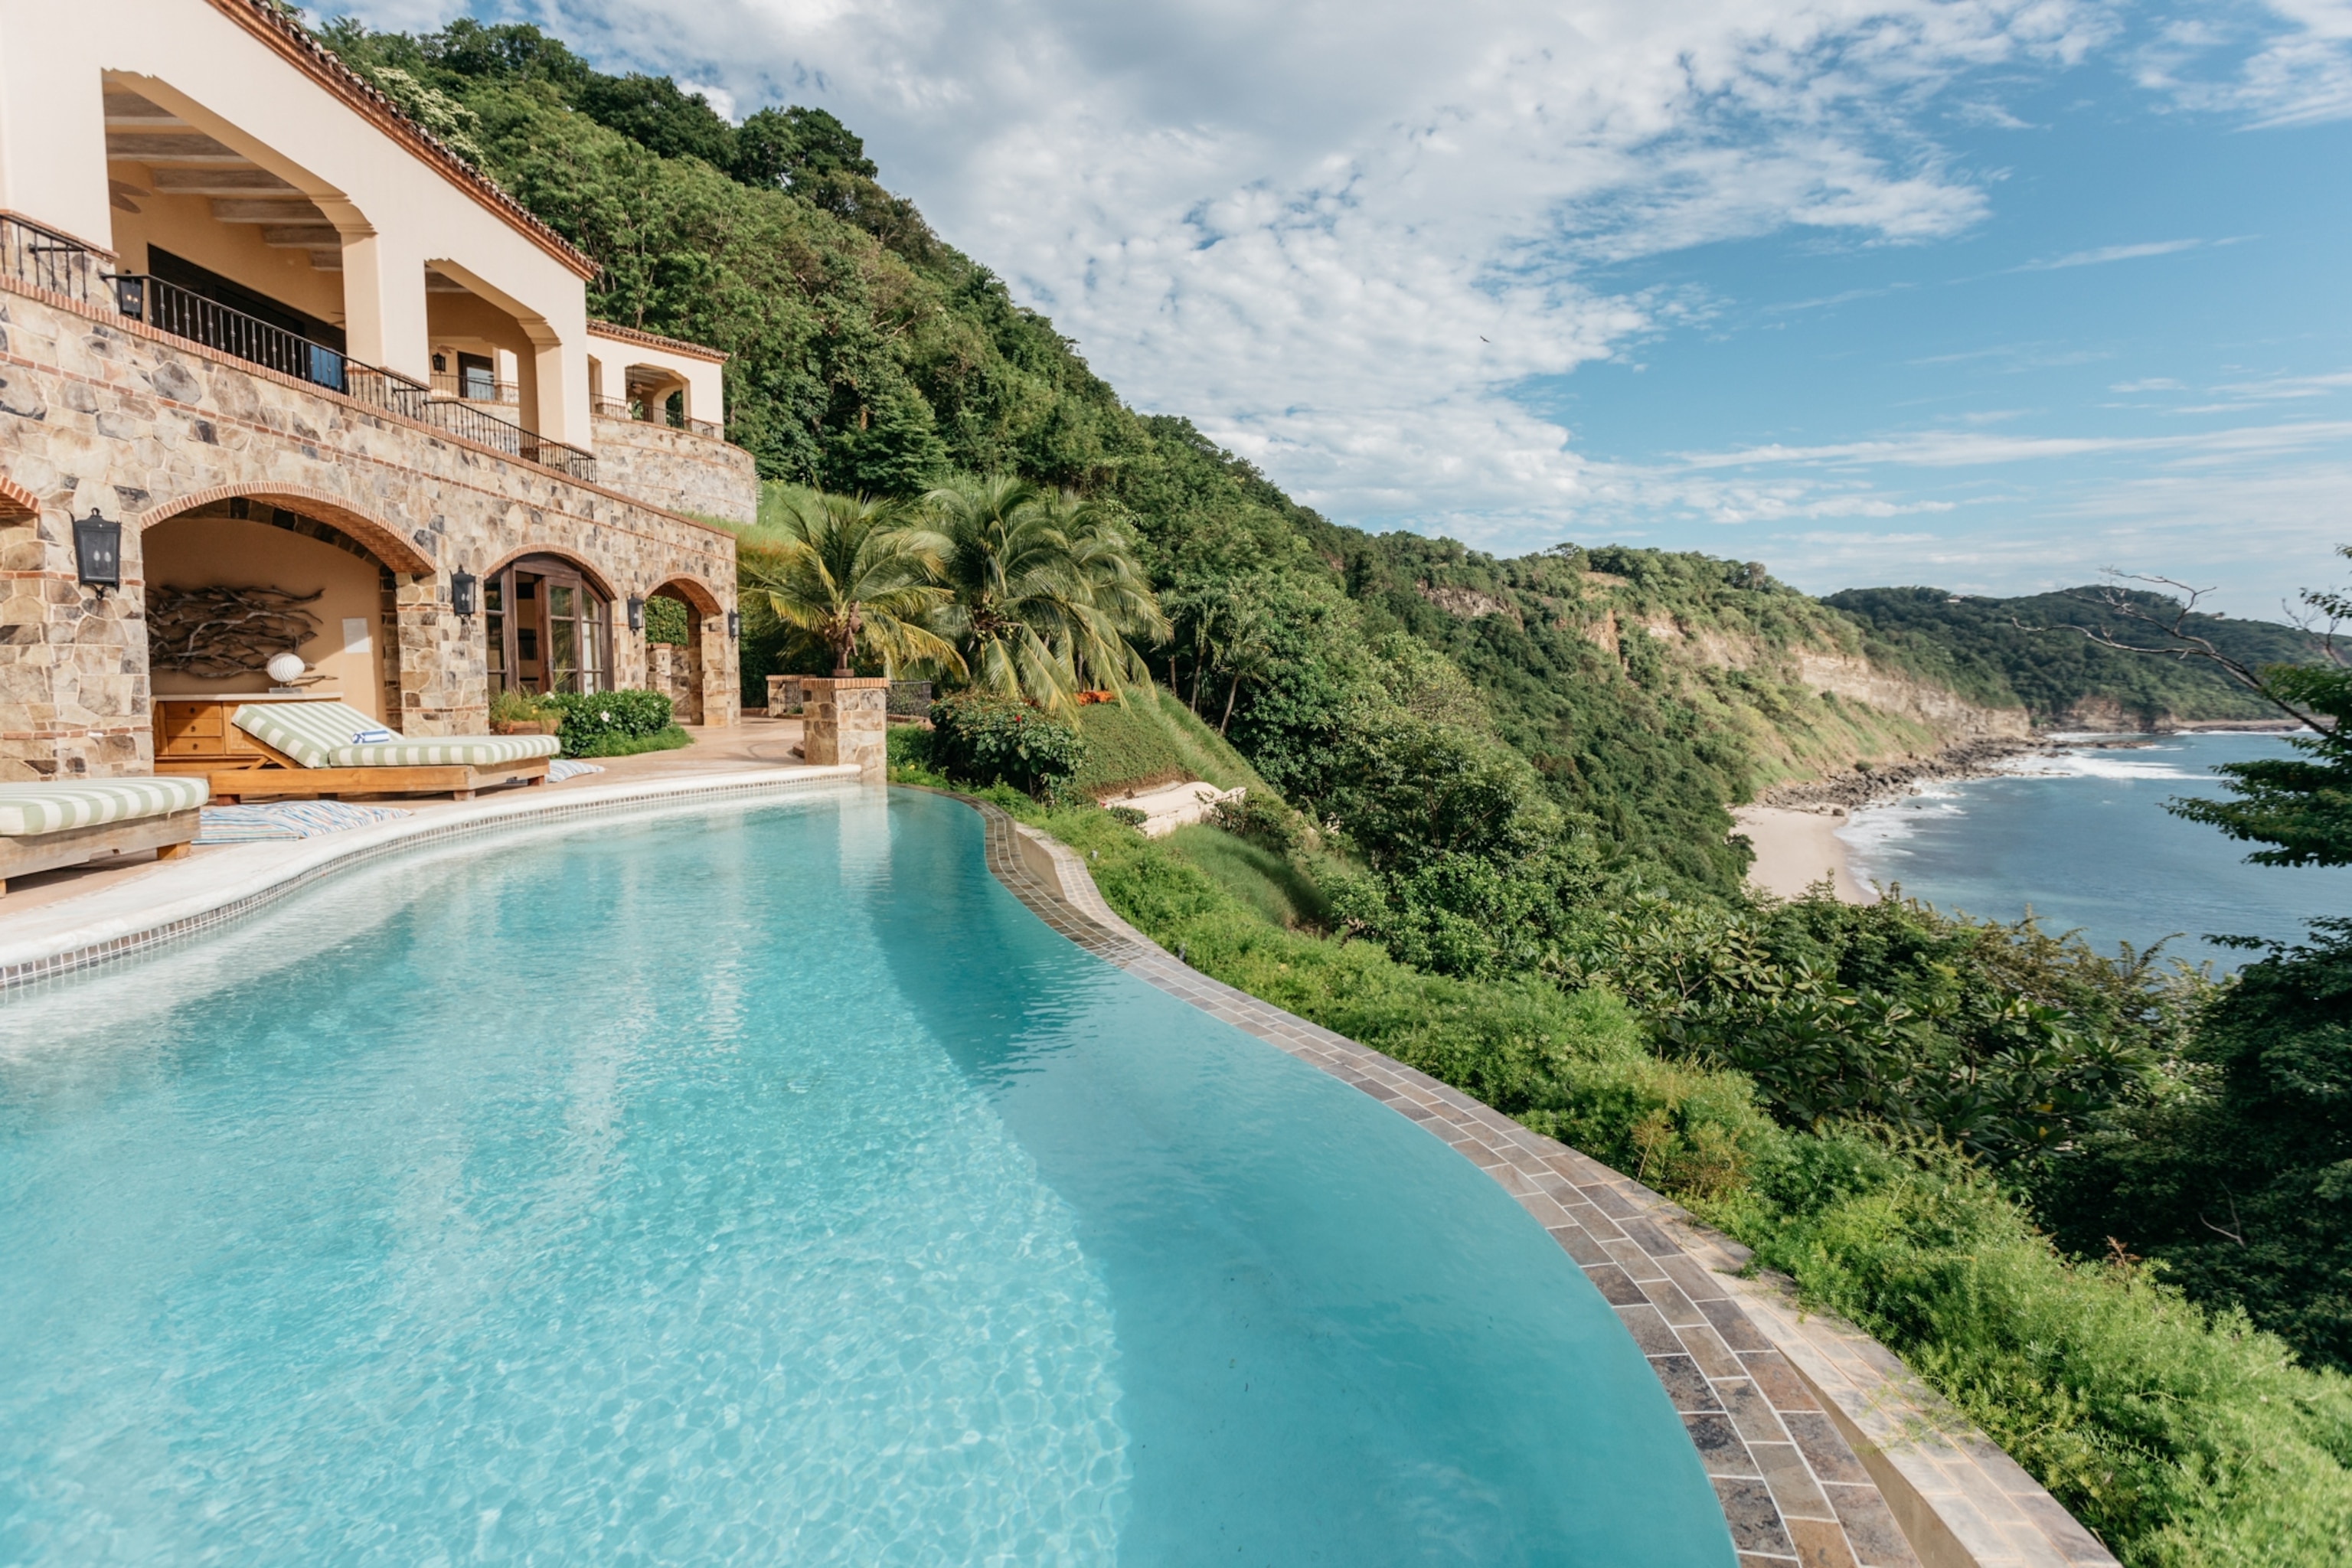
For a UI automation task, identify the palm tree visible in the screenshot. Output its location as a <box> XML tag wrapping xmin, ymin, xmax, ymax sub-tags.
<box><xmin>923</xmin><ymin>475</ymin><xmax>1169</xmax><ymax>710</ymax></box>
<box><xmin>738</xmin><ymin>488</ymin><xmax>965</xmax><ymax>679</ymax></box>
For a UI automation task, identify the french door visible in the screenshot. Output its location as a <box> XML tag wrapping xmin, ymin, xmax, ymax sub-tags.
<box><xmin>486</xmin><ymin>554</ymin><xmax>611</xmax><ymax>695</ymax></box>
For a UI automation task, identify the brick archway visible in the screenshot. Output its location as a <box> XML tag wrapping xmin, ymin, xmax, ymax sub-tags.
<box><xmin>645</xmin><ymin>575</ymin><xmax>724</xmax><ymax>724</ymax></box>
<box><xmin>484</xmin><ymin>546</ymin><xmax>621</xmax><ymax>604</ymax></box>
<box><xmin>136</xmin><ymin>485</ymin><xmax>438</xmax><ymax>577</ymax></box>
<box><xmin>138</xmin><ymin>492</ymin><xmax>429</xmax><ymax>729</ymax></box>
<box><xmin>647</xmin><ymin>573</ymin><xmax>723</xmax><ymax>616</ymax></box>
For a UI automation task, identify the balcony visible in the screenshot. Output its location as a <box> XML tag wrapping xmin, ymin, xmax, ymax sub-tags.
<box><xmin>2</xmin><ymin>214</ymin><xmax>595</xmax><ymax>485</ymax></box>
<box><xmin>430</xmin><ymin>371</ymin><xmax>520</xmax><ymax>406</ymax></box>
<box><xmin>593</xmin><ymin>394</ymin><xmax>721</xmax><ymax>441</ymax></box>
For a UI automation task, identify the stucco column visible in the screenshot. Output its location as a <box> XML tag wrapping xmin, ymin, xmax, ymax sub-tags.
<box><xmin>533</xmin><ymin>338</ymin><xmax>583</xmax><ymax>448</ymax></box>
<box><xmin>345</xmin><ymin>236</ymin><xmax>430</xmax><ymax>383</ymax></box>
<box><xmin>800</xmin><ymin>677</ymin><xmax>886</xmax><ymax>781</ymax></box>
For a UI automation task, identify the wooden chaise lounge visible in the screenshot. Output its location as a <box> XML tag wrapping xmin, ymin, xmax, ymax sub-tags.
<box><xmin>0</xmin><ymin>777</ymin><xmax>210</xmax><ymax>894</ymax></box>
<box><xmin>198</xmin><ymin>701</ymin><xmax>560</xmax><ymax>804</ymax></box>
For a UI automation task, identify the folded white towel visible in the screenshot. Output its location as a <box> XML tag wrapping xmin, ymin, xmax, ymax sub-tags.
<box><xmin>349</xmin><ymin>726</ymin><xmax>397</xmax><ymax>744</ymax></box>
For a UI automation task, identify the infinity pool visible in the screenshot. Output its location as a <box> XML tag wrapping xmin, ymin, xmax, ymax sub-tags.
<box><xmin>0</xmin><ymin>789</ymin><xmax>1730</xmax><ymax>1565</ymax></box>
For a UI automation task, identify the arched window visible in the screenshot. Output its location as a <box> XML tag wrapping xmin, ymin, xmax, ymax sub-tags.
<box><xmin>486</xmin><ymin>554</ymin><xmax>612</xmax><ymax>694</ymax></box>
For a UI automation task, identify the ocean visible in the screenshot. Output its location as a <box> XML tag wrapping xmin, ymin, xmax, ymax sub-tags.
<box><xmin>1838</xmin><ymin>732</ymin><xmax>2352</xmax><ymax>970</ymax></box>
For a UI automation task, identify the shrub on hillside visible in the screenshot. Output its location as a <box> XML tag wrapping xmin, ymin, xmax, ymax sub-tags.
<box><xmin>927</xmin><ymin>691</ymin><xmax>1085</xmax><ymax>797</ymax></box>
<box><xmin>1736</xmin><ymin>1127</ymin><xmax>2352</xmax><ymax>1564</ymax></box>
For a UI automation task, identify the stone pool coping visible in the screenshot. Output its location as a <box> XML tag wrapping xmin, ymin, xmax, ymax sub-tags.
<box><xmin>0</xmin><ymin>766</ymin><xmax>860</xmax><ymax>991</ymax></box>
<box><xmin>959</xmin><ymin>792</ymin><xmax>2120</xmax><ymax>1568</ymax></box>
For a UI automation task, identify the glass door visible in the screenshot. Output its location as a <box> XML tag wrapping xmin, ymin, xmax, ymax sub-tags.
<box><xmin>492</xmin><ymin>557</ymin><xmax>610</xmax><ymax>695</ymax></box>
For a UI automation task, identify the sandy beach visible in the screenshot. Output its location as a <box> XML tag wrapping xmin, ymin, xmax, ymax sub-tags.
<box><xmin>1733</xmin><ymin>805</ymin><xmax>1873</xmax><ymax>903</ymax></box>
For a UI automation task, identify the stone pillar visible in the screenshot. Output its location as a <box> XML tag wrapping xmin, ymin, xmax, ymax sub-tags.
<box><xmin>800</xmin><ymin>676</ymin><xmax>887</xmax><ymax>782</ymax></box>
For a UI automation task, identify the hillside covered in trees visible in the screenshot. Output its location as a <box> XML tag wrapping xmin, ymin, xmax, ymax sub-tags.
<box><xmin>1833</xmin><ymin>586</ymin><xmax>2326</xmax><ymax>728</ymax></box>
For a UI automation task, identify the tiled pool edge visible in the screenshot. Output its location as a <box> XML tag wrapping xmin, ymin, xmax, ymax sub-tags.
<box><xmin>0</xmin><ymin>766</ymin><xmax>862</xmax><ymax>992</ymax></box>
<box><xmin>955</xmin><ymin>794</ymin><xmax>2115</xmax><ymax>1568</ymax></box>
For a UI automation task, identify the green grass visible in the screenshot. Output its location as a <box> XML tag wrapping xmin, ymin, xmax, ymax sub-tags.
<box><xmin>1160</xmin><ymin>824</ymin><xmax>1330</xmax><ymax>929</ymax></box>
<box><xmin>1070</xmin><ymin>688</ymin><xmax>1274</xmax><ymax>799</ymax></box>
<box><xmin>1726</xmin><ymin>1135</ymin><xmax>2352</xmax><ymax>1566</ymax></box>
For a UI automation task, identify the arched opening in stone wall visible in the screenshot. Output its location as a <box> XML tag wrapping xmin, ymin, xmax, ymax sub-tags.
<box><xmin>485</xmin><ymin>551</ymin><xmax>618</xmax><ymax>696</ymax></box>
<box><xmin>139</xmin><ymin>495</ymin><xmax>423</xmax><ymax>768</ymax></box>
<box><xmin>645</xmin><ymin>577</ymin><xmax>721</xmax><ymax>725</ymax></box>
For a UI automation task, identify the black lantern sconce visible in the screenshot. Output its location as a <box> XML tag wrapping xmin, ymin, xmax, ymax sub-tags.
<box><xmin>449</xmin><ymin>569</ymin><xmax>479</xmax><ymax>619</ymax></box>
<box><xmin>626</xmin><ymin>595</ymin><xmax>645</xmax><ymax>632</ymax></box>
<box><xmin>73</xmin><ymin>510</ymin><xmax>122</xmax><ymax>594</ymax></box>
<box><xmin>727</xmin><ymin>609</ymin><xmax>741</xmax><ymax>641</ymax></box>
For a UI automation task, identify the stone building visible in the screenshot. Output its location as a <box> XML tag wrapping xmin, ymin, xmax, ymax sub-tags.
<box><xmin>0</xmin><ymin>0</ymin><xmax>760</xmax><ymax>780</ymax></box>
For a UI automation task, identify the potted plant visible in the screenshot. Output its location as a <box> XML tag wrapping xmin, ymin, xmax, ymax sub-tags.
<box><xmin>490</xmin><ymin>689</ymin><xmax>561</xmax><ymax>735</ymax></box>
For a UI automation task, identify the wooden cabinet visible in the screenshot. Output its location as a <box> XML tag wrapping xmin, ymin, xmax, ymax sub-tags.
<box><xmin>152</xmin><ymin>695</ymin><xmax>335</xmax><ymax>773</ymax></box>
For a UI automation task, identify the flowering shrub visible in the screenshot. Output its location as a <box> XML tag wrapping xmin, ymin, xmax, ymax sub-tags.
<box><xmin>542</xmin><ymin>689</ymin><xmax>675</xmax><ymax>756</ymax></box>
<box><xmin>926</xmin><ymin>691</ymin><xmax>1086</xmax><ymax>797</ymax></box>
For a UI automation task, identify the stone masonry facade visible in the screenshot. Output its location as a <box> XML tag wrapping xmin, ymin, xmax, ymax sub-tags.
<box><xmin>0</xmin><ymin>282</ymin><xmax>742</xmax><ymax>780</ymax></box>
<box><xmin>590</xmin><ymin>414</ymin><xmax>760</xmax><ymax>526</ymax></box>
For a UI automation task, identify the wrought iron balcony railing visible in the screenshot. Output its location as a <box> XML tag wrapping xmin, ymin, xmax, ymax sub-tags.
<box><xmin>0</xmin><ymin>214</ymin><xmax>109</xmax><ymax>305</ymax></box>
<box><xmin>592</xmin><ymin>394</ymin><xmax>722</xmax><ymax>439</ymax></box>
<box><xmin>430</xmin><ymin>371</ymin><xmax>520</xmax><ymax>405</ymax></box>
<box><xmin>0</xmin><ymin>221</ymin><xmax>595</xmax><ymax>485</ymax></box>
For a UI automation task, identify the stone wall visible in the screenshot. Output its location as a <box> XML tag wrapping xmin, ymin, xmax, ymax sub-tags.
<box><xmin>800</xmin><ymin>677</ymin><xmax>886</xmax><ymax>782</ymax></box>
<box><xmin>0</xmin><ymin>282</ymin><xmax>740</xmax><ymax>779</ymax></box>
<box><xmin>646</xmin><ymin>640</ymin><xmax>701</xmax><ymax>725</ymax></box>
<box><xmin>591</xmin><ymin>413</ymin><xmax>760</xmax><ymax>526</ymax></box>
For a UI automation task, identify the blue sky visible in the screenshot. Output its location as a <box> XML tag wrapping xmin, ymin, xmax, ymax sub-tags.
<box><xmin>338</xmin><ymin>1</ymin><xmax>2352</xmax><ymax>612</ymax></box>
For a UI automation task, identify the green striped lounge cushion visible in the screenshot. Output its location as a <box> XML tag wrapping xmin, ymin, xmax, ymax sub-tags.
<box><xmin>0</xmin><ymin>777</ymin><xmax>210</xmax><ymax>837</ymax></box>
<box><xmin>232</xmin><ymin>703</ymin><xmax>558</xmax><ymax>769</ymax></box>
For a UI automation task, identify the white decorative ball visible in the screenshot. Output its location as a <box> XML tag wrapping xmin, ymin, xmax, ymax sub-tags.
<box><xmin>266</xmin><ymin>652</ymin><xmax>306</xmax><ymax>684</ymax></box>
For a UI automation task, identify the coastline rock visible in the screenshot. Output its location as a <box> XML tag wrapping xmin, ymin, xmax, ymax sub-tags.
<box><xmin>1756</xmin><ymin>737</ymin><xmax>2059</xmax><ymax>812</ymax></box>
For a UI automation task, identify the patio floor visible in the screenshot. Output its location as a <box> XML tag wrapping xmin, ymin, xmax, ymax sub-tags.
<box><xmin>0</xmin><ymin>717</ymin><xmax>816</xmax><ymax>923</ymax></box>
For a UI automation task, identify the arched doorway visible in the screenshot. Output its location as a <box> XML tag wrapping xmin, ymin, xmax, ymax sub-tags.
<box><xmin>645</xmin><ymin>577</ymin><xmax>721</xmax><ymax>725</ymax></box>
<box><xmin>485</xmin><ymin>553</ymin><xmax>617</xmax><ymax>695</ymax></box>
<box><xmin>139</xmin><ymin>496</ymin><xmax>421</xmax><ymax>737</ymax></box>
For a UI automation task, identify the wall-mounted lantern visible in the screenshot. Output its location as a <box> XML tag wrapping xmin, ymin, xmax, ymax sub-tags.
<box><xmin>626</xmin><ymin>595</ymin><xmax>644</xmax><ymax>632</ymax></box>
<box><xmin>727</xmin><ymin>609</ymin><xmax>740</xmax><ymax>641</ymax></box>
<box><xmin>73</xmin><ymin>510</ymin><xmax>121</xmax><ymax>593</ymax></box>
<box><xmin>450</xmin><ymin>569</ymin><xmax>479</xmax><ymax>619</ymax></box>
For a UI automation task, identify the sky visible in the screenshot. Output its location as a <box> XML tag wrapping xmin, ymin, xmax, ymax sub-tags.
<box><xmin>333</xmin><ymin>0</ymin><xmax>2352</xmax><ymax>612</ymax></box>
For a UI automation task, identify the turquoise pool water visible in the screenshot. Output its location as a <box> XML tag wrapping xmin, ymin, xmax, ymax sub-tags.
<box><xmin>0</xmin><ymin>789</ymin><xmax>1731</xmax><ymax>1565</ymax></box>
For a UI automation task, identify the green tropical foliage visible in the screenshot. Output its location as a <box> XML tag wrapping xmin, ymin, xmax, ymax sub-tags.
<box><xmin>925</xmin><ymin>475</ymin><xmax>1166</xmax><ymax>710</ymax></box>
<box><xmin>923</xmin><ymin>691</ymin><xmax>1087</xmax><ymax>797</ymax></box>
<box><xmin>737</xmin><ymin>491</ymin><xmax>962</xmax><ymax>678</ymax></box>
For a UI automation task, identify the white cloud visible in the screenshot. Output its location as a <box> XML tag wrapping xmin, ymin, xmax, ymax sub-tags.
<box><xmin>339</xmin><ymin>0</ymin><xmax>2110</xmax><ymax>523</ymax></box>
<box><xmin>2138</xmin><ymin>1</ymin><xmax>2352</xmax><ymax>126</ymax></box>
<box><xmin>327</xmin><ymin>0</ymin><xmax>2344</xmax><ymax>607</ymax></box>
<box><xmin>2020</xmin><ymin>238</ymin><xmax>2202</xmax><ymax>270</ymax></box>
<box><xmin>1674</xmin><ymin>418</ymin><xmax>2352</xmax><ymax>468</ymax></box>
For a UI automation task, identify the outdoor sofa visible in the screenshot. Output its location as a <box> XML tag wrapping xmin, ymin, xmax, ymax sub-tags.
<box><xmin>0</xmin><ymin>777</ymin><xmax>209</xmax><ymax>894</ymax></box>
<box><xmin>205</xmin><ymin>702</ymin><xmax>560</xmax><ymax>803</ymax></box>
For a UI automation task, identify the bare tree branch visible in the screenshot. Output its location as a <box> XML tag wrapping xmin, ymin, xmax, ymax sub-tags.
<box><xmin>2011</xmin><ymin>569</ymin><xmax>2342</xmax><ymax>733</ymax></box>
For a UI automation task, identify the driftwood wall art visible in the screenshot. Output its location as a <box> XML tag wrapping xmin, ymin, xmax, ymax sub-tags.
<box><xmin>145</xmin><ymin>585</ymin><xmax>324</xmax><ymax>679</ymax></box>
